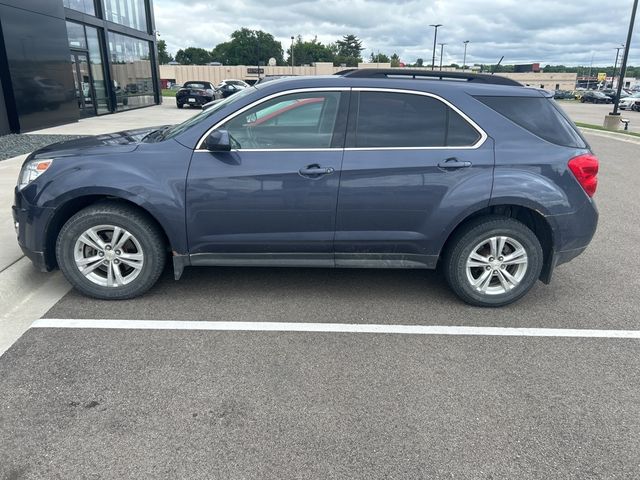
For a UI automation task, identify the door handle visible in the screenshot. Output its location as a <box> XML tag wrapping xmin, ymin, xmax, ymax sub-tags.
<box><xmin>299</xmin><ymin>165</ymin><xmax>335</xmax><ymax>177</ymax></box>
<box><xmin>437</xmin><ymin>158</ymin><xmax>472</xmax><ymax>170</ymax></box>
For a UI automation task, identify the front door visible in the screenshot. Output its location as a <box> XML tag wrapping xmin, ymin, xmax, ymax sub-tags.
<box><xmin>186</xmin><ymin>89</ymin><xmax>349</xmax><ymax>264</ymax></box>
<box><xmin>335</xmin><ymin>89</ymin><xmax>494</xmax><ymax>267</ymax></box>
<box><xmin>70</xmin><ymin>52</ymin><xmax>95</xmax><ymax>117</ymax></box>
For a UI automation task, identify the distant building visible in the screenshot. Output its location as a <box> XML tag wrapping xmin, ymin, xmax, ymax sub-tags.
<box><xmin>0</xmin><ymin>0</ymin><xmax>161</xmax><ymax>135</ymax></box>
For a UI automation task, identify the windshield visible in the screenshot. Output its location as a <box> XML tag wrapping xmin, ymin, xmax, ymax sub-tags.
<box><xmin>159</xmin><ymin>86</ymin><xmax>257</xmax><ymax>141</ymax></box>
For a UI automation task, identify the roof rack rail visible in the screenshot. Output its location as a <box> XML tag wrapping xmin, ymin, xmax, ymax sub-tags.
<box><xmin>335</xmin><ymin>68</ymin><xmax>522</xmax><ymax>87</ymax></box>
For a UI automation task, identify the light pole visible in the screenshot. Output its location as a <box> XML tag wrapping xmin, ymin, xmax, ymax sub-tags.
<box><xmin>606</xmin><ymin>0</ymin><xmax>638</xmax><ymax>125</ymax></box>
<box><xmin>429</xmin><ymin>24</ymin><xmax>442</xmax><ymax>70</ymax></box>
<box><xmin>612</xmin><ymin>44</ymin><xmax>624</xmax><ymax>89</ymax></box>
<box><xmin>290</xmin><ymin>36</ymin><xmax>295</xmax><ymax>75</ymax></box>
<box><xmin>462</xmin><ymin>40</ymin><xmax>469</xmax><ymax>71</ymax></box>
<box><xmin>438</xmin><ymin>43</ymin><xmax>446</xmax><ymax>70</ymax></box>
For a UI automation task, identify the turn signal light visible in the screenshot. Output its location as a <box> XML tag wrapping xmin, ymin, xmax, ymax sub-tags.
<box><xmin>568</xmin><ymin>153</ymin><xmax>599</xmax><ymax>197</ymax></box>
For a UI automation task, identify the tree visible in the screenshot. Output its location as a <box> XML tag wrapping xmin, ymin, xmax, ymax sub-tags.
<box><xmin>415</xmin><ymin>58</ymin><xmax>424</xmax><ymax>67</ymax></box>
<box><xmin>157</xmin><ymin>40</ymin><xmax>173</xmax><ymax>64</ymax></box>
<box><xmin>333</xmin><ymin>34</ymin><xmax>363</xmax><ymax>67</ymax></box>
<box><xmin>390</xmin><ymin>53</ymin><xmax>401</xmax><ymax>67</ymax></box>
<box><xmin>175</xmin><ymin>47</ymin><xmax>212</xmax><ymax>65</ymax></box>
<box><xmin>287</xmin><ymin>36</ymin><xmax>335</xmax><ymax>65</ymax></box>
<box><xmin>370</xmin><ymin>52</ymin><xmax>390</xmax><ymax>63</ymax></box>
<box><xmin>211</xmin><ymin>28</ymin><xmax>284</xmax><ymax>66</ymax></box>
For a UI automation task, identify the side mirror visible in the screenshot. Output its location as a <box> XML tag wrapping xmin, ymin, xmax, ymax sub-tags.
<box><xmin>203</xmin><ymin>130</ymin><xmax>231</xmax><ymax>151</ymax></box>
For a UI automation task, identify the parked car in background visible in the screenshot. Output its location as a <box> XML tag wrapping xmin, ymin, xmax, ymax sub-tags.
<box><xmin>216</xmin><ymin>80</ymin><xmax>248</xmax><ymax>99</ymax></box>
<box><xmin>580</xmin><ymin>91</ymin><xmax>612</xmax><ymax>104</ymax></box>
<box><xmin>553</xmin><ymin>90</ymin><xmax>574</xmax><ymax>100</ymax></box>
<box><xmin>176</xmin><ymin>81</ymin><xmax>216</xmax><ymax>108</ymax></box>
<box><xmin>619</xmin><ymin>92</ymin><xmax>640</xmax><ymax>111</ymax></box>
<box><xmin>601</xmin><ymin>89</ymin><xmax>629</xmax><ymax>102</ymax></box>
<box><xmin>13</xmin><ymin>70</ymin><xmax>599</xmax><ymax>307</ymax></box>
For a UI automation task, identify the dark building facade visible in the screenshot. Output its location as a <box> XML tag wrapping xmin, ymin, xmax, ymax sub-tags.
<box><xmin>0</xmin><ymin>0</ymin><xmax>160</xmax><ymax>134</ymax></box>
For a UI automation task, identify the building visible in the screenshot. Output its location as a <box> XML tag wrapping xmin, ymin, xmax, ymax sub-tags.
<box><xmin>0</xmin><ymin>0</ymin><xmax>160</xmax><ymax>135</ymax></box>
<box><xmin>159</xmin><ymin>62</ymin><xmax>577</xmax><ymax>91</ymax></box>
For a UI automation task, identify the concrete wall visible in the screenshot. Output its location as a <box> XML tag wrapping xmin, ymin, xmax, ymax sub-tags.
<box><xmin>159</xmin><ymin>63</ymin><xmax>577</xmax><ymax>90</ymax></box>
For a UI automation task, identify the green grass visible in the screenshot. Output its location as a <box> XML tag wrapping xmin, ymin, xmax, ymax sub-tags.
<box><xmin>162</xmin><ymin>89</ymin><xmax>177</xmax><ymax>97</ymax></box>
<box><xmin>575</xmin><ymin>121</ymin><xmax>640</xmax><ymax>138</ymax></box>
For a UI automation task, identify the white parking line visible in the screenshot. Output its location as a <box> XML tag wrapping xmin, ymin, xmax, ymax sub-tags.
<box><xmin>32</xmin><ymin>319</ymin><xmax>640</xmax><ymax>339</ymax></box>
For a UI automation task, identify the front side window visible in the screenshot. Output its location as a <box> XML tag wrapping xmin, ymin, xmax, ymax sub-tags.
<box><xmin>355</xmin><ymin>91</ymin><xmax>481</xmax><ymax>148</ymax></box>
<box><xmin>221</xmin><ymin>92</ymin><xmax>342</xmax><ymax>149</ymax></box>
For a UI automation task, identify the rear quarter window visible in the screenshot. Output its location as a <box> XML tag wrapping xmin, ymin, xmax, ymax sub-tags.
<box><xmin>475</xmin><ymin>95</ymin><xmax>586</xmax><ymax>148</ymax></box>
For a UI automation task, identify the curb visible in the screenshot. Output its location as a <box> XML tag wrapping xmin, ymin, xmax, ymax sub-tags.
<box><xmin>578</xmin><ymin>127</ymin><xmax>640</xmax><ymax>145</ymax></box>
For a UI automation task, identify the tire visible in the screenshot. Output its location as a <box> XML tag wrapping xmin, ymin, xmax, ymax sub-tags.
<box><xmin>443</xmin><ymin>216</ymin><xmax>543</xmax><ymax>307</ymax></box>
<box><xmin>177</xmin><ymin>102</ymin><xmax>184</xmax><ymax>109</ymax></box>
<box><xmin>56</xmin><ymin>202</ymin><xmax>166</xmax><ymax>300</ymax></box>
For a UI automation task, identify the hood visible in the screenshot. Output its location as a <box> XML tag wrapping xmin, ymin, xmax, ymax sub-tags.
<box><xmin>31</xmin><ymin>126</ymin><xmax>167</xmax><ymax>159</ymax></box>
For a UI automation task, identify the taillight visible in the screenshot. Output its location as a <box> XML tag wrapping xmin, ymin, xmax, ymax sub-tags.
<box><xmin>568</xmin><ymin>153</ymin><xmax>599</xmax><ymax>197</ymax></box>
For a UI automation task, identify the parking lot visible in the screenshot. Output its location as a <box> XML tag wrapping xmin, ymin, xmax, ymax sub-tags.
<box><xmin>1</xmin><ymin>105</ymin><xmax>640</xmax><ymax>478</ymax></box>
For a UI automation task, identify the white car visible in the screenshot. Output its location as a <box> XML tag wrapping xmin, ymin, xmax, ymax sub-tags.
<box><xmin>619</xmin><ymin>92</ymin><xmax>640</xmax><ymax>111</ymax></box>
<box><xmin>216</xmin><ymin>79</ymin><xmax>250</xmax><ymax>89</ymax></box>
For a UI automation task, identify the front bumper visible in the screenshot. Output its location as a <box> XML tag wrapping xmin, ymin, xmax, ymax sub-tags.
<box><xmin>12</xmin><ymin>187</ymin><xmax>56</xmax><ymax>272</ymax></box>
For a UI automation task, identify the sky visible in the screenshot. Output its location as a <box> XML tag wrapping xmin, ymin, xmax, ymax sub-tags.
<box><xmin>153</xmin><ymin>0</ymin><xmax>639</xmax><ymax>66</ymax></box>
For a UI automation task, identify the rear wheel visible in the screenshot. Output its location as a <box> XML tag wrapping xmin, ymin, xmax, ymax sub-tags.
<box><xmin>177</xmin><ymin>102</ymin><xmax>184</xmax><ymax>109</ymax></box>
<box><xmin>443</xmin><ymin>216</ymin><xmax>543</xmax><ymax>307</ymax></box>
<box><xmin>56</xmin><ymin>203</ymin><xmax>166</xmax><ymax>300</ymax></box>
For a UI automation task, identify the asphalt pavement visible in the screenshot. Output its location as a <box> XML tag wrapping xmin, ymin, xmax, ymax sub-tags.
<box><xmin>1</xmin><ymin>132</ymin><xmax>640</xmax><ymax>479</ymax></box>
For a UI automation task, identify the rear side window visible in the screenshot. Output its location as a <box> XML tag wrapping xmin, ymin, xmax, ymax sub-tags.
<box><xmin>355</xmin><ymin>91</ymin><xmax>481</xmax><ymax>148</ymax></box>
<box><xmin>475</xmin><ymin>96</ymin><xmax>586</xmax><ymax>148</ymax></box>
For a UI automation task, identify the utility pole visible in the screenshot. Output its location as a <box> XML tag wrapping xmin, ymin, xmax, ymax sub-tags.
<box><xmin>429</xmin><ymin>24</ymin><xmax>442</xmax><ymax>70</ymax></box>
<box><xmin>462</xmin><ymin>40</ymin><xmax>469</xmax><ymax>71</ymax></box>
<box><xmin>612</xmin><ymin>44</ymin><xmax>624</xmax><ymax>89</ymax></box>
<box><xmin>438</xmin><ymin>43</ymin><xmax>446</xmax><ymax>70</ymax></box>
<box><xmin>612</xmin><ymin>0</ymin><xmax>638</xmax><ymax>116</ymax></box>
<box><xmin>290</xmin><ymin>36</ymin><xmax>295</xmax><ymax>75</ymax></box>
<box><xmin>604</xmin><ymin>0</ymin><xmax>638</xmax><ymax>128</ymax></box>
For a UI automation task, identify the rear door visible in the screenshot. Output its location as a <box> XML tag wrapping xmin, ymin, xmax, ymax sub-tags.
<box><xmin>335</xmin><ymin>88</ymin><xmax>494</xmax><ymax>267</ymax></box>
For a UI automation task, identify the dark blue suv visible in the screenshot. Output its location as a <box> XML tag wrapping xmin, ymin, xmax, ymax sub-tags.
<box><xmin>12</xmin><ymin>69</ymin><xmax>599</xmax><ymax>307</ymax></box>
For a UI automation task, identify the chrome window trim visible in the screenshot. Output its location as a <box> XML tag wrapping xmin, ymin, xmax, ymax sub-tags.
<box><xmin>194</xmin><ymin>86</ymin><xmax>487</xmax><ymax>152</ymax></box>
<box><xmin>195</xmin><ymin>87</ymin><xmax>350</xmax><ymax>150</ymax></box>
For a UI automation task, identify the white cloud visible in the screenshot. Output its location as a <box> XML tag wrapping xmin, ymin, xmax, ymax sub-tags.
<box><xmin>153</xmin><ymin>0</ymin><xmax>638</xmax><ymax>66</ymax></box>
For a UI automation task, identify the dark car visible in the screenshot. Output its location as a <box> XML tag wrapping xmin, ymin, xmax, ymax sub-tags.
<box><xmin>580</xmin><ymin>91</ymin><xmax>612</xmax><ymax>104</ymax></box>
<box><xmin>176</xmin><ymin>81</ymin><xmax>216</xmax><ymax>108</ymax></box>
<box><xmin>601</xmin><ymin>88</ymin><xmax>629</xmax><ymax>102</ymax></box>
<box><xmin>553</xmin><ymin>90</ymin><xmax>574</xmax><ymax>100</ymax></box>
<box><xmin>13</xmin><ymin>69</ymin><xmax>599</xmax><ymax>307</ymax></box>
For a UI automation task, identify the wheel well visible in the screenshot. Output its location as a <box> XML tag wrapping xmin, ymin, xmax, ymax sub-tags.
<box><xmin>44</xmin><ymin>196</ymin><xmax>170</xmax><ymax>269</ymax></box>
<box><xmin>441</xmin><ymin>205</ymin><xmax>553</xmax><ymax>278</ymax></box>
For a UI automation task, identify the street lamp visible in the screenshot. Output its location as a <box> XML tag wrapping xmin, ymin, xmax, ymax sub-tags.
<box><xmin>290</xmin><ymin>36</ymin><xmax>295</xmax><ymax>74</ymax></box>
<box><xmin>612</xmin><ymin>44</ymin><xmax>624</xmax><ymax>89</ymax></box>
<box><xmin>438</xmin><ymin>42</ymin><xmax>446</xmax><ymax>70</ymax></box>
<box><xmin>606</xmin><ymin>0</ymin><xmax>638</xmax><ymax>125</ymax></box>
<box><xmin>429</xmin><ymin>24</ymin><xmax>442</xmax><ymax>70</ymax></box>
<box><xmin>462</xmin><ymin>40</ymin><xmax>470</xmax><ymax>71</ymax></box>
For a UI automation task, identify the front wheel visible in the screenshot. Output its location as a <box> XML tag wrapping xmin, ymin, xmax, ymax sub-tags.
<box><xmin>56</xmin><ymin>203</ymin><xmax>166</xmax><ymax>299</ymax></box>
<box><xmin>443</xmin><ymin>216</ymin><xmax>543</xmax><ymax>307</ymax></box>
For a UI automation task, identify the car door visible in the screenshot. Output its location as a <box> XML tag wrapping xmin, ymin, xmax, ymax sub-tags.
<box><xmin>335</xmin><ymin>88</ymin><xmax>494</xmax><ymax>268</ymax></box>
<box><xmin>186</xmin><ymin>88</ymin><xmax>349</xmax><ymax>265</ymax></box>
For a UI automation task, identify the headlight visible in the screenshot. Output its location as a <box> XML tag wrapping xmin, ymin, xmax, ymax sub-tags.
<box><xmin>18</xmin><ymin>158</ymin><xmax>53</xmax><ymax>190</ymax></box>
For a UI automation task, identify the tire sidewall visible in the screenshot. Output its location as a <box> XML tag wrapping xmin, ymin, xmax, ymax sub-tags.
<box><xmin>446</xmin><ymin>220</ymin><xmax>543</xmax><ymax>307</ymax></box>
<box><xmin>56</xmin><ymin>210</ymin><xmax>164</xmax><ymax>300</ymax></box>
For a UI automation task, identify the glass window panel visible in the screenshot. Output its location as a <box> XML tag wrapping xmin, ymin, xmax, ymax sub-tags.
<box><xmin>64</xmin><ymin>0</ymin><xmax>96</xmax><ymax>16</ymax></box>
<box><xmin>85</xmin><ymin>27</ymin><xmax>109</xmax><ymax>115</ymax></box>
<box><xmin>103</xmin><ymin>0</ymin><xmax>148</xmax><ymax>32</ymax></box>
<box><xmin>108</xmin><ymin>32</ymin><xmax>155</xmax><ymax>111</ymax></box>
<box><xmin>66</xmin><ymin>21</ymin><xmax>87</xmax><ymax>50</ymax></box>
